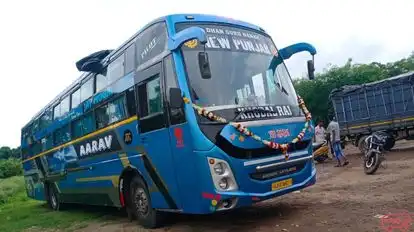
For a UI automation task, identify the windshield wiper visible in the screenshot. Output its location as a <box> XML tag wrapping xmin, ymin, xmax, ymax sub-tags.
<box><xmin>233</xmin><ymin>108</ymin><xmax>275</xmax><ymax>121</ymax></box>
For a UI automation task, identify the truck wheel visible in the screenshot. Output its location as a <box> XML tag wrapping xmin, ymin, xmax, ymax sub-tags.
<box><xmin>129</xmin><ymin>176</ymin><xmax>164</xmax><ymax>229</ymax></box>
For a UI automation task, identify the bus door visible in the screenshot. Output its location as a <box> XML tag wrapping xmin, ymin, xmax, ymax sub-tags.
<box><xmin>135</xmin><ymin>62</ymin><xmax>181</xmax><ymax>210</ymax></box>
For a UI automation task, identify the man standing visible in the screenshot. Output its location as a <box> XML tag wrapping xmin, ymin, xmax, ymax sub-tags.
<box><xmin>314</xmin><ymin>120</ymin><xmax>326</xmax><ymax>144</ymax></box>
<box><xmin>327</xmin><ymin>116</ymin><xmax>349</xmax><ymax>167</ymax></box>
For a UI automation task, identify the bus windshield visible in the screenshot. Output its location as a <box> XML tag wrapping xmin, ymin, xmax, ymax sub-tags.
<box><xmin>177</xmin><ymin>23</ymin><xmax>299</xmax><ymax>117</ymax></box>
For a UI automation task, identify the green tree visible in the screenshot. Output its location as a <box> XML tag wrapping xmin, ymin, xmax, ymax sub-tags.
<box><xmin>0</xmin><ymin>147</ymin><xmax>12</xmax><ymax>160</ymax></box>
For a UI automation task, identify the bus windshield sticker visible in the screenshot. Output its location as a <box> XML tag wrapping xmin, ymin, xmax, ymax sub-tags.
<box><xmin>235</xmin><ymin>105</ymin><xmax>293</xmax><ymax>120</ymax></box>
<box><xmin>178</xmin><ymin>24</ymin><xmax>278</xmax><ymax>56</ymax></box>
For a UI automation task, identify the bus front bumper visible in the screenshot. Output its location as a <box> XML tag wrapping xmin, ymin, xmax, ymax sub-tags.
<box><xmin>207</xmin><ymin>166</ymin><xmax>316</xmax><ymax>212</ymax></box>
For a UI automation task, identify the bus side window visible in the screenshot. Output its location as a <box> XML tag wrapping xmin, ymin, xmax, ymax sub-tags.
<box><xmin>72</xmin><ymin>112</ymin><xmax>95</xmax><ymax>139</ymax></box>
<box><xmin>164</xmin><ymin>54</ymin><xmax>186</xmax><ymax>125</ymax></box>
<box><xmin>137</xmin><ymin>74</ymin><xmax>166</xmax><ymax>133</ymax></box>
<box><xmin>126</xmin><ymin>87</ymin><xmax>137</xmax><ymax>116</ymax></box>
<box><xmin>107</xmin><ymin>55</ymin><xmax>125</xmax><ymax>85</ymax></box>
<box><xmin>54</xmin><ymin>124</ymin><xmax>71</xmax><ymax>146</ymax></box>
<box><xmin>41</xmin><ymin>134</ymin><xmax>53</xmax><ymax>151</ymax></box>
<box><xmin>125</xmin><ymin>43</ymin><xmax>136</xmax><ymax>74</ymax></box>
<box><xmin>95</xmin><ymin>97</ymin><xmax>127</xmax><ymax>129</ymax></box>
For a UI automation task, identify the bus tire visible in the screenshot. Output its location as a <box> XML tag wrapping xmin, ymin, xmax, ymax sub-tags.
<box><xmin>47</xmin><ymin>183</ymin><xmax>62</xmax><ymax>211</ymax></box>
<box><xmin>129</xmin><ymin>176</ymin><xmax>164</xmax><ymax>229</ymax></box>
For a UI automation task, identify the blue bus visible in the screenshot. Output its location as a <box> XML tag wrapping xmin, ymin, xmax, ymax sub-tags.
<box><xmin>21</xmin><ymin>14</ymin><xmax>317</xmax><ymax>228</ymax></box>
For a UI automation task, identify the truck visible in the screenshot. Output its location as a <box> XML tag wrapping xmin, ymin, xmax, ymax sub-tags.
<box><xmin>330</xmin><ymin>71</ymin><xmax>414</xmax><ymax>153</ymax></box>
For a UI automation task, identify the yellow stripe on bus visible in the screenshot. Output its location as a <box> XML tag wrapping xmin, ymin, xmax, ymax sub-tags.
<box><xmin>76</xmin><ymin>175</ymin><xmax>120</xmax><ymax>187</ymax></box>
<box><xmin>22</xmin><ymin>116</ymin><xmax>138</xmax><ymax>163</ymax></box>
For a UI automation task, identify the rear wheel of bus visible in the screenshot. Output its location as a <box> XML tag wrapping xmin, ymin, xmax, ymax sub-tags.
<box><xmin>129</xmin><ymin>176</ymin><xmax>164</xmax><ymax>229</ymax></box>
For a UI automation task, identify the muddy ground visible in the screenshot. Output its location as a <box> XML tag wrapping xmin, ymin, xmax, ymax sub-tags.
<box><xmin>76</xmin><ymin>142</ymin><xmax>414</xmax><ymax>232</ymax></box>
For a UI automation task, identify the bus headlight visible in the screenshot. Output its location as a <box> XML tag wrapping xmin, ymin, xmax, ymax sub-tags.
<box><xmin>207</xmin><ymin>157</ymin><xmax>238</xmax><ymax>191</ymax></box>
<box><xmin>218</xmin><ymin>178</ymin><xmax>229</xmax><ymax>189</ymax></box>
<box><xmin>213</xmin><ymin>163</ymin><xmax>226</xmax><ymax>175</ymax></box>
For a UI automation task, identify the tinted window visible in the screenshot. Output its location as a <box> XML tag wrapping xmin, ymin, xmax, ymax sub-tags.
<box><xmin>83</xmin><ymin>113</ymin><xmax>95</xmax><ymax>134</ymax></box>
<box><xmin>147</xmin><ymin>77</ymin><xmax>162</xmax><ymax>115</ymax></box>
<box><xmin>126</xmin><ymin>87</ymin><xmax>137</xmax><ymax>116</ymax></box>
<box><xmin>96</xmin><ymin>104</ymin><xmax>109</xmax><ymax>129</ymax></box>
<box><xmin>71</xmin><ymin>88</ymin><xmax>81</xmax><ymax>109</ymax></box>
<box><xmin>136</xmin><ymin>22</ymin><xmax>168</xmax><ymax>65</ymax></box>
<box><xmin>108</xmin><ymin>55</ymin><xmax>125</xmax><ymax>85</ymax></box>
<box><xmin>53</xmin><ymin>103</ymin><xmax>61</xmax><ymax>120</ymax></box>
<box><xmin>61</xmin><ymin>96</ymin><xmax>70</xmax><ymax>116</ymax></box>
<box><xmin>164</xmin><ymin>55</ymin><xmax>178</xmax><ymax>98</ymax></box>
<box><xmin>81</xmin><ymin>77</ymin><xmax>94</xmax><ymax>102</ymax></box>
<box><xmin>71</xmin><ymin>112</ymin><xmax>94</xmax><ymax>138</ymax></box>
<box><xmin>72</xmin><ymin>118</ymin><xmax>83</xmax><ymax>138</ymax></box>
<box><xmin>95</xmin><ymin>97</ymin><xmax>126</xmax><ymax>129</ymax></box>
<box><xmin>125</xmin><ymin>44</ymin><xmax>136</xmax><ymax>73</ymax></box>
<box><xmin>39</xmin><ymin>109</ymin><xmax>53</xmax><ymax>129</ymax></box>
<box><xmin>164</xmin><ymin>55</ymin><xmax>186</xmax><ymax>125</ymax></box>
<box><xmin>54</xmin><ymin>124</ymin><xmax>70</xmax><ymax>145</ymax></box>
<box><xmin>96</xmin><ymin>72</ymin><xmax>108</xmax><ymax>93</ymax></box>
<box><xmin>108</xmin><ymin>97</ymin><xmax>127</xmax><ymax>124</ymax></box>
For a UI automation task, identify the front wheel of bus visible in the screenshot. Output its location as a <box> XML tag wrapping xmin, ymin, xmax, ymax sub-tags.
<box><xmin>130</xmin><ymin>176</ymin><xmax>164</xmax><ymax>229</ymax></box>
<box><xmin>47</xmin><ymin>183</ymin><xmax>61</xmax><ymax>211</ymax></box>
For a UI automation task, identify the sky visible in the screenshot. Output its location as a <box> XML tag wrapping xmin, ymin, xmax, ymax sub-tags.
<box><xmin>0</xmin><ymin>0</ymin><xmax>413</xmax><ymax>148</ymax></box>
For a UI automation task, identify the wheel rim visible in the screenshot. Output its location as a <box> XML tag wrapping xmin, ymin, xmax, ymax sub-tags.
<box><xmin>365</xmin><ymin>156</ymin><xmax>375</xmax><ymax>168</ymax></box>
<box><xmin>50</xmin><ymin>189</ymin><xmax>57</xmax><ymax>208</ymax></box>
<box><xmin>134</xmin><ymin>188</ymin><xmax>149</xmax><ymax>217</ymax></box>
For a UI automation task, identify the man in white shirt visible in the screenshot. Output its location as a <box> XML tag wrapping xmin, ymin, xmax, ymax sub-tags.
<box><xmin>327</xmin><ymin>116</ymin><xmax>349</xmax><ymax>167</ymax></box>
<box><xmin>314</xmin><ymin>120</ymin><xmax>326</xmax><ymax>144</ymax></box>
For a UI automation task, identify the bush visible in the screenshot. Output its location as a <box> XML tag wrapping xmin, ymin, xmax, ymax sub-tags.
<box><xmin>0</xmin><ymin>158</ymin><xmax>23</xmax><ymax>179</ymax></box>
<box><xmin>0</xmin><ymin>176</ymin><xmax>25</xmax><ymax>204</ymax></box>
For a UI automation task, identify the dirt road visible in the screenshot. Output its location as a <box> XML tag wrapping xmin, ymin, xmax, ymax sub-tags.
<box><xmin>78</xmin><ymin>144</ymin><xmax>414</xmax><ymax>232</ymax></box>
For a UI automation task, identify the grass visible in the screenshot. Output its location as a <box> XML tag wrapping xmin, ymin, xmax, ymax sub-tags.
<box><xmin>0</xmin><ymin>176</ymin><xmax>118</xmax><ymax>232</ymax></box>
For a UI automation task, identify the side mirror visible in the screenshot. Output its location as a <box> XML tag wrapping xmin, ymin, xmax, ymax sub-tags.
<box><xmin>307</xmin><ymin>59</ymin><xmax>315</xmax><ymax>80</ymax></box>
<box><xmin>198</xmin><ymin>52</ymin><xmax>211</xmax><ymax>79</ymax></box>
<box><xmin>169</xmin><ymin>88</ymin><xmax>184</xmax><ymax>108</ymax></box>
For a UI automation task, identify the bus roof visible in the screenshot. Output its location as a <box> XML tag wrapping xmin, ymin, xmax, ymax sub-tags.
<box><xmin>24</xmin><ymin>13</ymin><xmax>266</xmax><ymax>130</ymax></box>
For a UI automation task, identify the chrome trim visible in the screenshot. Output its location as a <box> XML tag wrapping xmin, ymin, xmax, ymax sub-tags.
<box><xmin>156</xmin><ymin>209</ymin><xmax>183</xmax><ymax>213</ymax></box>
<box><xmin>256</xmin><ymin>155</ymin><xmax>313</xmax><ymax>171</ymax></box>
<box><xmin>239</xmin><ymin>116</ymin><xmax>306</xmax><ymax>127</ymax></box>
<box><xmin>243</xmin><ymin>150</ymin><xmax>308</xmax><ymax>166</ymax></box>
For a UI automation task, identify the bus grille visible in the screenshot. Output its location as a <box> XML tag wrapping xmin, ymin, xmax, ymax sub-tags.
<box><xmin>250</xmin><ymin>161</ymin><xmax>306</xmax><ymax>180</ymax></box>
<box><xmin>216</xmin><ymin>135</ymin><xmax>310</xmax><ymax>159</ymax></box>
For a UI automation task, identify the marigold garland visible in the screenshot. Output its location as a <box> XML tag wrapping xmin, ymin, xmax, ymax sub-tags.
<box><xmin>183</xmin><ymin>96</ymin><xmax>312</xmax><ymax>160</ymax></box>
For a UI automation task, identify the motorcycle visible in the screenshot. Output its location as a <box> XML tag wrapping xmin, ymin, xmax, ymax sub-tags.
<box><xmin>312</xmin><ymin>140</ymin><xmax>331</xmax><ymax>163</ymax></box>
<box><xmin>363</xmin><ymin>131</ymin><xmax>388</xmax><ymax>174</ymax></box>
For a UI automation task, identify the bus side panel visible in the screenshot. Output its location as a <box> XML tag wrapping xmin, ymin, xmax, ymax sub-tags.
<box><xmin>115</xmin><ymin>120</ymin><xmax>171</xmax><ymax>209</ymax></box>
<box><xmin>59</xmin><ymin>153</ymin><xmax>123</xmax><ymax>206</ymax></box>
<box><xmin>127</xmin><ymin>154</ymin><xmax>170</xmax><ymax>209</ymax></box>
<box><xmin>168</xmin><ymin>123</ymin><xmax>202</xmax><ymax>212</ymax></box>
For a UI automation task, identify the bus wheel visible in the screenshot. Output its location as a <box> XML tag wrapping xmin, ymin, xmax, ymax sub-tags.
<box><xmin>47</xmin><ymin>183</ymin><xmax>61</xmax><ymax>211</ymax></box>
<box><xmin>130</xmin><ymin>176</ymin><xmax>164</xmax><ymax>229</ymax></box>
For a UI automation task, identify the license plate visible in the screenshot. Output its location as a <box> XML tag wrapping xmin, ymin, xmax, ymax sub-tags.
<box><xmin>271</xmin><ymin>178</ymin><xmax>293</xmax><ymax>191</ymax></box>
